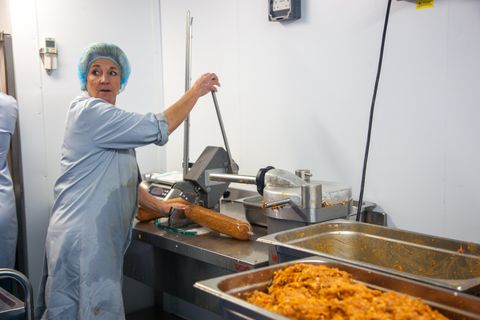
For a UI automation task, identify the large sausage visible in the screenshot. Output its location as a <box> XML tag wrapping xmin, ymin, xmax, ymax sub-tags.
<box><xmin>184</xmin><ymin>205</ymin><xmax>252</xmax><ymax>241</ymax></box>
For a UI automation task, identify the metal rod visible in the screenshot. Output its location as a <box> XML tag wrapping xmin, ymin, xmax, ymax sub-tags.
<box><xmin>211</xmin><ymin>91</ymin><xmax>237</xmax><ymax>173</ymax></box>
<box><xmin>183</xmin><ymin>11</ymin><xmax>193</xmax><ymax>177</ymax></box>
<box><xmin>3</xmin><ymin>33</ymin><xmax>28</xmax><ymax>275</ymax></box>
<box><xmin>263</xmin><ymin>198</ymin><xmax>291</xmax><ymax>208</ymax></box>
<box><xmin>263</xmin><ymin>199</ymin><xmax>309</xmax><ymax>222</ymax></box>
<box><xmin>209</xmin><ymin>173</ymin><xmax>256</xmax><ymax>185</ymax></box>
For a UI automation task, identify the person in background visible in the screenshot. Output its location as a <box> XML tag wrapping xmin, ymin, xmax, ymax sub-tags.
<box><xmin>36</xmin><ymin>43</ymin><xmax>220</xmax><ymax>320</ymax></box>
<box><xmin>0</xmin><ymin>92</ymin><xmax>18</xmax><ymax>269</ymax></box>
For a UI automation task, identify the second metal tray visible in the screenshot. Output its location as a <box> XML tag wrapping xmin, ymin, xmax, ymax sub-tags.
<box><xmin>257</xmin><ymin>220</ymin><xmax>480</xmax><ymax>293</ymax></box>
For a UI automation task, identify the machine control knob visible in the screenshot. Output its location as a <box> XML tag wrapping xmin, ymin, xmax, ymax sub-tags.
<box><xmin>256</xmin><ymin>166</ymin><xmax>275</xmax><ymax>195</ymax></box>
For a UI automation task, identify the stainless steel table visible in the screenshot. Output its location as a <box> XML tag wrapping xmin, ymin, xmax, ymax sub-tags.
<box><xmin>123</xmin><ymin>197</ymin><xmax>269</xmax><ymax>319</ymax></box>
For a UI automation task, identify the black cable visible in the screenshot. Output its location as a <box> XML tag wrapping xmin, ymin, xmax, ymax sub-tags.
<box><xmin>356</xmin><ymin>0</ymin><xmax>393</xmax><ymax>221</ymax></box>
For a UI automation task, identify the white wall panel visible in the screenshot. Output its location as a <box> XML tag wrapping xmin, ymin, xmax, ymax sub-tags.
<box><xmin>161</xmin><ymin>0</ymin><xmax>480</xmax><ymax>243</ymax></box>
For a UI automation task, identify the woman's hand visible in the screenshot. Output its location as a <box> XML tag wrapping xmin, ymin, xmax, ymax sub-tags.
<box><xmin>136</xmin><ymin>198</ymin><xmax>191</xmax><ymax>222</ymax></box>
<box><xmin>137</xmin><ymin>184</ymin><xmax>194</xmax><ymax>222</ymax></box>
<box><xmin>191</xmin><ymin>73</ymin><xmax>220</xmax><ymax>98</ymax></box>
<box><xmin>163</xmin><ymin>72</ymin><xmax>221</xmax><ymax>134</ymax></box>
<box><xmin>157</xmin><ymin>197</ymin><xmax>191</xmax><ymax>216</ymax></box>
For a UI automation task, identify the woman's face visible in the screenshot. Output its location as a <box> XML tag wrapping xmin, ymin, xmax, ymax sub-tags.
<box><xmin>86</xmin><ymin>58</ymin><xmax>121</xmax><ymax>105</ymax></box>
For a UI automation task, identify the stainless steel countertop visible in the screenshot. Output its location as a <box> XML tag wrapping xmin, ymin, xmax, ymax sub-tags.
<box><xmin>132</xmin><ymin>200</ymin><xmax>270</xmax><ymax>272</ymax></box>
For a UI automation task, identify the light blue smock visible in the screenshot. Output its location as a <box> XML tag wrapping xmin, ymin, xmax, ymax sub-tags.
<box><xmin>0</xmin><ymin>93</ymin><xmax>18</xmax><ymax>269</ymax></box>
<box><xmin>38</xmin><ymin>94</ymin><xmax>168</xmax><ymax>320</ymax></box>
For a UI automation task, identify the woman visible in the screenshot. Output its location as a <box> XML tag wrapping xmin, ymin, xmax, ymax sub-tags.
<box><xmin>37</xmin><ymin>43</ymin><xmax>220</xmax><ymax>319</ymax></box>
<box><xmin>0</xmin><ymin>92</ymin><xmax>18</xmax><ymax>269</ymax></box>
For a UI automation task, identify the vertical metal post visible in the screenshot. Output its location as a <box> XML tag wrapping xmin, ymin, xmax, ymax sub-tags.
<box><xmin>183</xmin><ymin>11</ymin><xmax>193</xmax><ymax>177</ymax></box>
<box><xmin>1</xmin><ymin>32</ymin><xmax>28</xmax><ymax>276</ymax></box>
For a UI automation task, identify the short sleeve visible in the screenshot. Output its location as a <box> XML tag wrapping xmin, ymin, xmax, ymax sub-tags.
<box><xmin>77</xmin><ymin>98</ymin><xmax>168</xmax><ymax>149</ymax></box>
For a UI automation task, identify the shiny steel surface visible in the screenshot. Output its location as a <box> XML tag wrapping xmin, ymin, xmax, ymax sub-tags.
<box><xmin>183</xmin><ymin>11</ymin><xmax>193</xmax><ymax>177</ymax></box>
<box><xmin>125</xmin><ymin>190</ymin><xmax>269</xmax><ymax>318</ymax></box>
<box><xmin>132</xmin><ymin>195</ymin><xmax>269</xmax><ymax>271</ymax></box>
<box><xmin>258</xmin><ymin>220</ymin><xmax>480</xmax><ymax>292</ymax></box>
<box><xmin>209</xmin><ymin>173</ymin><xmax>257</xmax><ymax>185</ymax></box>
<box><xmin>0</xmin><ymin>287</ymin><xmax>24</xmax><ymax>317</ymax></box>
<box><xmin>209</xmin><ymin>171</ymin><xmax>351</xmax><ymax>224</ymax></box>
<box><xmin>237</xmin><ymin>195</ymin><xmax>267</xmax><ymax>227</ymax></box>
<box><xmin>195</xmin><ymin>256</ymin><xmax>480</xmax><ymax>320</ymax></box>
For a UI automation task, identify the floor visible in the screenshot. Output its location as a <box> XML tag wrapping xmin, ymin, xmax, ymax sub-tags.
<box><xmin>126</xmin><ymin>307</ymin><xmax>184</xmax><ymax>320</ymax></box>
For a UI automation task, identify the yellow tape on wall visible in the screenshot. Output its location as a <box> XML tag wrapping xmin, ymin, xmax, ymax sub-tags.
<box><xmin>417</xmin><ymin>0</ymin><xmax>434</xmax><ymax>9</ymax></box>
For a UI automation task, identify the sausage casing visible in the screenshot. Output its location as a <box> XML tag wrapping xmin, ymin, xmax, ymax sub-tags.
<box><xmin>184</xmin><ymin>205</ymin><xmax>252</xmax><ymax>241</ymax></box>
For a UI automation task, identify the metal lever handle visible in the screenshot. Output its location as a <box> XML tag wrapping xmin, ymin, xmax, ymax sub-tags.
<box><xmin>211</xmin><ymin>91</ymin><xmax>238</xmax><ymax>173</ymax></box>
<box><xmin>209</xmin><ymin>173</ymin><xmax>256</xmax><ymax>184</ymax></box>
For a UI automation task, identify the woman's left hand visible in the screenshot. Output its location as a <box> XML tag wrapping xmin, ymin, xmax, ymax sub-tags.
<box><xmin>136</xmin><ymin>197</ymin><xmax>192</xmax><ymax>222</ymax></box>
<box><xmin>191</xmin><ymin>72</ymin><xmax>220</xmax><ymax>98</ymax></box>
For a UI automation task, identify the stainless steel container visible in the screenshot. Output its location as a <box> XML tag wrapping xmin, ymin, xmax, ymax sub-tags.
<box><xmin>195</xmin><ymin>256</ymin><xmax>480</xmax><ymax>320</ymax></box>
<box><xmin>240</xmin><ymin>195</ymin><xmax>267</xmax><ymax>227</ymax></box>
<box><xmin>257</xmin><ymin>220</ymin><xmax>480</xmax><ymax>294</ymax></box>
<box><xmin>0</xmin><ymin>287</ymin><xmax>24</xmax><ymax>319</ymax></box>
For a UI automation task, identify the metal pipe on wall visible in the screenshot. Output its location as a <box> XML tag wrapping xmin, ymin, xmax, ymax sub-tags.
<box><xmin>182</xmin><ymin>11</ymin><xmax>193</xmax><ymax>177</ymax></box>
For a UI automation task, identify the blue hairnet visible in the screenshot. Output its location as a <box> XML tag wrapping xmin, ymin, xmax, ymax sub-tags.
<box><xmin>78</xmin><ymin>43</ymin><xmax>131</xmax><ymax>92</ymax></box>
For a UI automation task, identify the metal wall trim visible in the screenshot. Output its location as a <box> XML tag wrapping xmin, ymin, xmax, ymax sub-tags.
<box><xmin>1</xmin><ymin>32</ymin><xmax>28</xmax><ymax>276</ymax></box>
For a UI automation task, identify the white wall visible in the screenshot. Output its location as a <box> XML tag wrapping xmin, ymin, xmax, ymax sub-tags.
<box><xmin>161</xmin><ymin>0</ymin><xmax>480</xmax><ymax>243</ymax></box>
<box><xmin>7</xmin><ymin>0</ymin><xmax>165</xmax><ymax>295</ymax></box>
<box><xmin>0</xmin><ymin>0</ymin><xmax>12</xmax><ymax>33</ymax></box>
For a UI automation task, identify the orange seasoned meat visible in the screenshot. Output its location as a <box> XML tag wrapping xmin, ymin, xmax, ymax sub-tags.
<box><xmin>246</xmin><ymin>263</ymin><xmax>448</xmax><ymax>320</ymax></box>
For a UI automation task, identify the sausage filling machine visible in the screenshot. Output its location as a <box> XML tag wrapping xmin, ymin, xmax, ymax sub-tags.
<box><xmin>209</xmin><ymin>167</ymin><xmax>352</xmax><ymax>234</ymax></box>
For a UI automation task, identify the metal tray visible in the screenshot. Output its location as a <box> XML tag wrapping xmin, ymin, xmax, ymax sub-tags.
<box><xmin>257</xmin><ymin>220</ymin><xmax>480</xmax><ymax>293</ymax></box>
<box><xmin>195</xmin><ymin>257</ymin><xmax>480</xmax><ymax>320</ymax></box>
<box><xmin>0</xmin><ymin>287</ymin><xmax>24</xmax><ymax>318</ymax></box>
